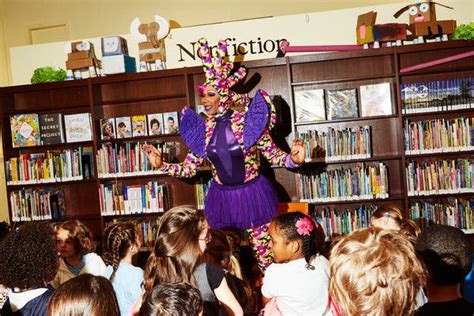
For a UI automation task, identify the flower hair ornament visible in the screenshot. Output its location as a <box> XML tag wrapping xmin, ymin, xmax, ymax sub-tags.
<box><xmin>295</xmin><ymin>217</ymin><xmax>316</xmax><ymax>236</ymax></box>
<box><xmin>197</xmin><ymin>38</ymin><xmax>249</xmax><ymax>118</ymax></box>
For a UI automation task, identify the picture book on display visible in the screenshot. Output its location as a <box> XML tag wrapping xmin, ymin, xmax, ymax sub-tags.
<box><xmin>326</xmin><ymin>88</ymin><xmax>359</xmax><ymax>120</ymax></box>
<box><xmin>294</xmin><ymin>89</ymin><xmax>326</xmax><ymax>122</ymax></box>
<box><xmin>163</xmin><ymin>112</ymin><xmax>179</xmax><ymax>134</ymax></box>
<box><xmin>100</xmin><ymin>118</ymin><xmax>116</xmax><ymax>140</ymax></box>
<box><xmin>360</xmin><ymin>83</ymin><xmax>393</xmax><ymax>117</ymax></box>
<box><xmin>39</xmin><ymin>113</ymin><xmax>65</xmax><ymax>145</ymax></box>
<box><xmin>132</xmin><ymin>115</ymin><xmax>147</xmax><ymax>137</ymax></box>
<box><xmin>10</xmin><ymin>113</ymin><xmax>41</xmax><ymax>148</ymax></box>
<box><xmin>115</xmin><ymin>117</ymin><xmax>132</xmax><ymax>139</ymax></box>
<box><xmin>64</xmin><ymin>113</ymin><xmax>93</xmax><ymax>143</ymax></box>
<box><xmin>147</xmin><ymin>113</ymin><xmax>164</xmax><ymax>136</ymax></box>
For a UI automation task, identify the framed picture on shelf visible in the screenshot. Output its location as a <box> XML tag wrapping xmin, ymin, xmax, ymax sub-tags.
<box><xmin>147</xmin><ymin>113</ymin><xmax>164</xmax><ymax>136</ymax></box>
<box><xmin>131</xmin><ymin>115</ymin><xmax>147</xmax><ymax>137</ymax></box>
<box><xmin>100</xmin><ymin>118</ymin><xmax>116</xmax><ymax>140</ymax></box>
<box><xmin>360</xmin><ymin>82</ymin><xmax>393</xmax><ymax>117</ymax></box>
<box><xmin>163</xmin><ymin>112</ymin><xmax>179</xmax><ymax>134</ymax></box>
<box><xmin>115</xmin><ymin>117</ymin><xmax>132</xmax><ymax>139</ymax></box>
<box><xmin>326</xmin><ymin>88</ymin><xmax>358</xmax><ymax>120</ymax></box>
<box><xmin>294</xmin><ymin>89</ymin><xmax>326</xmax><ymax>123</ymax></box>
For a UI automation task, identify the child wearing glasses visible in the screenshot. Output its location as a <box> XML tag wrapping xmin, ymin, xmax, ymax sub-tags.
<box><xmin>143</xmin><ymin>206</ymin><xmax>243</xmax><ymax>316</ymax></box>
<box><xmin>262</xmin><ymin>211</ymin><xmax>329</xmax><ymax>316</ymax></box>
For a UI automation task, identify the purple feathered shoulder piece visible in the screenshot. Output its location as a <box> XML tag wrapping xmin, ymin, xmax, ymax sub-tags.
<box><xmin>243</xmin><ymin>89</ymin><xmax>270</xmax><ymax>149</ymax></box>
<box><xmin>179</xmin><ymin>107</ymin><xmax>207</xmax><ymax>158</ymax></box>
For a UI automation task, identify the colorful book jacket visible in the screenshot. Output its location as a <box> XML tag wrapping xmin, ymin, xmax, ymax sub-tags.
<box><xmin>10</xmin><ymin>114</ymin><xmax>41</xmax><ymax>148</ymax></box>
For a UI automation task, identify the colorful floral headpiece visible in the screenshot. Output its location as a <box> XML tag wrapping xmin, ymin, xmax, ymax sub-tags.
<box><xmin>295</xmin><ymin>217</ymin><xmax>318</xmax><ymax>236</ymax></box>
<box><xmin>197</xmin><ymin>38</ymin><xmax>249</xmax><ymax>117</ymax></box>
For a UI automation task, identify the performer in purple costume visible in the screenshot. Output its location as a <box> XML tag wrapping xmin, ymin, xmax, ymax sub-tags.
<box><xmin>143</xmin><ymin>38</ymin><xmax>305</xmax><ymax>270</ymax></box>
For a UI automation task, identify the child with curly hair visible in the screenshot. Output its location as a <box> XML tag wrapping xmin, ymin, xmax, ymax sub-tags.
<box><xmin>0</xmin><ymin>222</ymin><xmax>59</xmax><ymax>315</ymax></box>
<box><xmin>262</xmin><ymin>211</ymin><xmax>329</xmax><ymax>315</ymax></box>
<box><xmin>102</xmin><ymin>222</ymin><xmax>144</xmax><ymax>316</ymax></box>
<box><xmin>51</xmin><ymin>220</ymin><xmax>106</xmax><ymax>288</ymax></box>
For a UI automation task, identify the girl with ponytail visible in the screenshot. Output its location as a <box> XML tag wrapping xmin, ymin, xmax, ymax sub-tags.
<box><xmin>103</xmin><ymin>222</ymin><xmax>143</xmax><ymax>316</ymax></box>
<box><xmin>262</xmin><ymin>211</ymin><xmax>329</xmax><ymax>316</ymax></box>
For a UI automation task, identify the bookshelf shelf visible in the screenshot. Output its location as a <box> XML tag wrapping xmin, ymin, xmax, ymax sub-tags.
<box><xmin>294</xmin><ymin>114</ymin><xmax>399</xmax><ymax>126</ymax></box>
<box><xmin>402</xmin><ymin>108</ymin><xmax>473</xmax><ymax>118</ymax></box>
<box><xmin>408</xmin><ymin>192</ymin><xmax>474</xmax><ymax>199</ymax></box>
<box><xmin>303</xmin><ymin>154</ymin><xmax>402</xmax><ymax>165</ymax></box>
<box><xmin>291</xmin><ymin>74</ymin><xmax>395</xmax><ymax>87</ymax></box>
<box><xmin>302</xmin><ymin>195</ymin><xmax>404</xmax><ymax>206</ymax></box>
<box><xmin>94</xmin><ymin>93</ymin><xmax>188</xmax><ymax>106</ymax></box>
<box><xmin>7</xmin><ymin>178</ymin><xmax>96</xmax><ymax>188</ymax></box>
<box><xmin>101</xmin><ymin>211</ymin><xmax>164</xmax><ymax>218</ymax></box>
<box><xmin>405</xmin><ymin>149</ymin><xmax>474</xmax><ymax>159</ymax></box>
<box><xmin>96</xmin><ymin>133</ymin><xmax>180</xmax><ymax>145</ymax></box>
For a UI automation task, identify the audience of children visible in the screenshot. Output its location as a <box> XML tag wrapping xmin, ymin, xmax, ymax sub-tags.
<box><xmin>102</xmin><ymin>222</ymin><xmax>144</xmax><ymax>316</ymax></box>
<box><xmin>0</xmin><ymin>222</ymin><xmax>58</xmax><ymax>315</ymax></box>
<box><xmin>139</xmin><ymin>282</ymin><xmax>203</xmax><ymax>316</ymax></box>
<box><xmin>143</xmin><ymin>206</ymin><xmax>243</xmax><ymax>316</ymax></box>
<box><xmin>1</xmin><ymin>204</ymin><xmax>474</xmax><ymax>316</ymax></box>
<box><xmin>329</xmin><ymin>226</ymin><xmax>426</xmax><ymax>316</ymax></box>
<box><xmin>51</xmin><ymin>220</ymin><xmax>106</xmax><ymax>288</ymax></box>
<box><xmin>48</xmin><ymin>274</ymin><xmax>119</xmax><ymax>316</ymax></box>
<box><xmin>262</xmin><ymin>211</ymin><xmax>329</xmax><ymax>315</ymax></box>
<box><xmin>415</xmin><ymin>224</ymin><xmax>474</xmax><ymax>315</ymax></box>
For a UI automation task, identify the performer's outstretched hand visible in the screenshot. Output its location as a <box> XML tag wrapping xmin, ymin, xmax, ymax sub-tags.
<box><xmin>290</xmin><ymin>138</ymin><xmax>306</xmax><ymax>164</ymax></box>
<box><xmin>142</xmin><ymin>144</ymin><xmax>163</xmax><ymax>168</ymax></box>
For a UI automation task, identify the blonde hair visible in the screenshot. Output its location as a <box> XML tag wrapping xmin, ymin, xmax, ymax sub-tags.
<box><xmin>371</xmin><ymin>205</ymin><xmax>421</xmax><ymax>238</ymax></box>
<box><xmin>329</xmin><ymin>227</ymin><xmax>426</xmax><ymax>316</ymax></box>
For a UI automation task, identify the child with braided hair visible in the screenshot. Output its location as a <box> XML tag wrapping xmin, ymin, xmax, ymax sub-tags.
<box><xmin>103</xmin><ymin>222</ymin><xmax>144</xmax><ymax>316</ymax></box>
<box><xmin>262</xmin><ymin>211</ymin><xmax>329</xmax><ymax>316</ymax></box>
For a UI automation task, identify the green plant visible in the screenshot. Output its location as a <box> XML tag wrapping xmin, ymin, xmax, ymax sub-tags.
<box><xmin>453</xmin><ymin>22</ymin><xmax>474</xmax><ymax>40</ymax></box>
<box><xmin>30</xmin><ymin>66</ymin><xmax>67</xmax><ymax>84</ymax></box>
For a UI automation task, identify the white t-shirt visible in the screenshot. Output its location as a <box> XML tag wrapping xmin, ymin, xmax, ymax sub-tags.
<box><xmin>262</xmin><ymin>255</ymin><xmax>330</xmax><ymax>316</ymax></box>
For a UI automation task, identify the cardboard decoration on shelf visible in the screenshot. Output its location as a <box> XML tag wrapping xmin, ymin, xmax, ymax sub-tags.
<box><xmin>101</xmin><ymin>36</ymin><xmax>136</xmax><ymax>75</ymax></box>
<box><xmin>356</xmin><ymin>11</ymin><xmax>407</xmax><ymax>48</ymax></box>
<box><xmin>65</xmin><ymin>41</ymin><xmax>102</xmax><ymax>80</ymax></box>
<box><xmin>130</xmin><ymin>15</ymin><xmax>170</xmax><ymax>72</ymax></box>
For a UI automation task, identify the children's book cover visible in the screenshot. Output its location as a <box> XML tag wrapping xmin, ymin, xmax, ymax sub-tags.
<box><xmin>10</xmin><ymin>114</ymin><xmax>41</xmax><ymax>148</ymax></box>
<box><xmin>39</xmin><ymin>113</ymin><xmax>64</xmax><ymax>145</ymax></box>
<box><xmin>326</xmin><ymin>89</ymin><xmax>359</xmax><ymax>120</ymax></box>
<box><xmin>115</xmin><ymin>117</ymin><xmax>132</xmax><ymax>139</ymax></box>
<box><xmin>163</xmin><ymin>112</ymin><xmax>179</xmax><ymax>134</ymax></box>
<box><xmin>64</xmin><ymin>113</ymin><xmax>93</xmax><ymax>143</ymax></box>
<box><xmin>147</xmin><ymin>113</ymin><xmax>164</xmax><ymax>136</ymax></box>
<box><xmin>360</xmin><ymin>83</ymin><xmax>393</xmax><ymax>117</ymax></box>
<box><xmin>100</xmin><ymin>118</ymin><xmax>116</xmax><ymax>140</ymax></box>
<box><xmin>132</xmin><ymin>115</ymin><xmax>147</xmax><ymax>137</ymax></box>
<box><xmin>294</xmin><ymin>89</ymin><xmax>326</xmax><ymax>122</ymax></box>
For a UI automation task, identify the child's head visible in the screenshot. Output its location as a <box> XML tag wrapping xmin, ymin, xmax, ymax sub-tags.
<box><xmin>102</xmin><ymin>222</ymin><xmax>140</xmax><ymax>281</ymax></box>
<box><xmin>415</xmin><ymin>224</ymin><xmax>471</xmax><ymax>286</ymax></box>
<box><xmin>56</xmin><ymin>220</ymin><xmax>95</xmax><ymax>258</ymax></box>
<box><xmin>329</xmin><ymin>227</ymin><xmax>426</xmax><ymax>316</ymax></box>
<box><xmin>144</xmin><ymin>206</ymin><xmax>208</xmax><ymax>291</ymax></box>
<box><xmin>139</xmin><ymin>282</ymin><xmax>203</xmax><ymax>316</ymax></box>
<box><xmin>48</xmin><ymin>274</ymin><xmax>119</xmax><ymax>316</ymax></box>
<box><xmin>0</xmin><ymin>222</ymin><xmax>58</xmax><ymax>290</ymax></box>
<box><xmin>204</xmin><ymin>229</ymin><xmax>242</xmax><ymax>277</ymax></box>
<box><xmin>269</xmin><ymin>211</ymin><xmax>324</xmax><ymax>269</ymax></box>
<box><xmin>371</xmin><ymin>205</ymin><xmax>420</xmax><ymax>239</ymax></box>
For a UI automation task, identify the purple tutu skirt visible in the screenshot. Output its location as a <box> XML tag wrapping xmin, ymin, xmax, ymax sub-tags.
<box><xmin>204</xmin><ymin>175</ymin><xmax>278</xmax><ymax>230</ymax></box>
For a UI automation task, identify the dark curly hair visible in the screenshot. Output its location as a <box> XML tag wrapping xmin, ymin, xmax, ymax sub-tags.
<box><xmin>57</xmin><ymin>220</ymin><xmax>95</xmax><ymax>255</ymax></box>
<box><xmin>272</xmin><ymin>211</ymin><xmax>325</xmax><ymax>270</ymax></box>
<box><xmin>0</xmin><ymin>222</ymin><xmax>58</xmax><ymax>289</ymax></box>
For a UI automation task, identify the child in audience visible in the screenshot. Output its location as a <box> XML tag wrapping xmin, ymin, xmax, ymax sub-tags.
<box><xmin>204</xmin><ymin>229</ymin><xmax>257</xmax><ymax>315</ymax></box>
<box><xmin>51</xmin><ymin>220</ymin><xmax>106</xmax><ymax>288</ymax></box>
<box><xmin>48</xmin><ymin>274</ymin><xmax>119</xmax><ymax>316</ymax></box>
<box><xmin>144</xmin><ymin>206</ymin><xmax>243</xmax><ymax>316</ymax></box>
<box><xmin>371</xmin><ymin>204</ymin><xmax>421</xmax><ymax>239</ymax></box>
<box><xmin>0</xmin><ymin>222</ymin><xmax>58</xmax><ymax>315</ymax></box>
<box><xmin>103</xmin><ymin>222</ymin><xmax>144</xmax><ymax>316</ymax></box>
<box><xmin>139</xmin><ymin>282</ymin><xmax>203</xmax><ymax>316</ymax></box>
<box><xmin>415</xmin><ymin>224</ymin><xmax>474</xmax><ymax>315</ymax></box>
<box><xmin>329</xmin><ymin>227</ymin><xmax>426</xmax><ymax>316</ymax></box>
<box><xmin>262</xmin><ymin>211</ymin><xmax>329</xmax><ymax>316</ymax></box>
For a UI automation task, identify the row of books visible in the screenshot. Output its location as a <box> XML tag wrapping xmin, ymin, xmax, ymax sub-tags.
<box><xmin>297</xmin><ymin>126</ymin><xmax>371</xmax><ymax>162</ymax></box>
<box><xmin>410</xmin><ymin>198</ymin><xmax>474</xmax><ymax>231</ymax></box>
<box><xmin>313</xmin><ymin>205</ymin><xmax>376</xmax><ymax>240</ymax></box>
<box><xmin>400</xmin><ymin>77</ymin><xmax>473</xmax><ymax>114</ymax></box>
<box><xmin>5</xmin><ymin>147</ymin><xmax>94</xmax><ymax>185</ymax></box>
<box><xmin>107</xmin><ymin>218</ymin><xmax>160</xmax><ymax>250</ymax></box>
<box><xmin>100</xmin><ymin>112</ymin><xmax>180</xmax><ymax>140</ymax></box>
<box><xmin>405</xmin><ymin>159</ymin><xmax>473</xmax><ymax>196</ymax></box>
<box><xmin>96</xmin><ymin>142</ymin><xmax>176</xmax><ymax>178</ymax></box>
<box><xmin>297</xmin><ymin>162</ymin><xmax>389</xmax><ymax>203</ymax></box>
<box><xmin>294</xmin><ymin>82</ymin><xmax>393</xmax><ymax>123</ymax></box>
<box><xmin>99</xmin><ymin>181</ymin><xmax>169</xmax><ymax>216</ymax></box>
<box><xmin>10</xmin><ymin>113</ymin><xmax>93</xmax><ymax>148</ymax></box>
<box><xmin>10</xmin><ymin>189</ymin><xmax>65</xmax><ymax>222</ymax></box>
<box><xmin>195</xmin><ymin>178</ymin><xmax>212</xmax><ymax>209</ymax></box>
<box><xmin>404</xmin><ymin>117</ymin><xmax>474</xmax><ymax>154</ymax></box>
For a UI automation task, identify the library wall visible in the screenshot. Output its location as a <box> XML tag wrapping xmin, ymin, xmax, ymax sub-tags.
<box><xmin>0</xmin><ymin>0</ymin><xmax>8</xmax><ymax>87</ymax></box>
